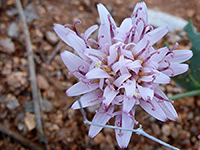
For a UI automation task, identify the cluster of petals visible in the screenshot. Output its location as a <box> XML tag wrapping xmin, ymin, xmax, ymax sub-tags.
<box><xmin>54</xmin><ymin>2</ymin><xmax>193</xmax><ymax>148</ymax></box>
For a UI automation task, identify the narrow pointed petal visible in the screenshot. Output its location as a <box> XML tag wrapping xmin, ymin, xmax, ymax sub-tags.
<box><xmin>167</xmin><ymin>50</ymin><xmax>193</xmax><ymax>63</ymax></box>
<box><xmin>71</xmin><ymin>89</ymin><xmax>102</xmax><ymax>109</ymax></box>
<box><xmin>155</xmin><ymin>88</ymin><xmax>178</xmax><ymax>120</ymax></box>
<box><xmin>148</xmin><ymin>26</ymin><xmax>168</xmax><ymax>46</ymax></box>
<box><xmin>123</xmin><ymin>97</ymin><xmax>136</xmax><ymax>113</ymax></box>
<box><xmin>162</xmin><ymin>63</ymin><xmax>189</xmax><ymax>77</ymax></box>
<box><xmin>113</xmin><ymin>74</ymin><xmax>131</xmax><ymax>87</ymax></box>
<box><xmin>151</xmin><ymin>47</ymin><xmax>169</xmax><ymax>63</ymax></box>
<box><xmin>154</xmin><ymin>71</ymin><xmax>171</xmax><ymax>84</ymax></box>
<box><xmin>137</xmin><ymin>85</ymin><xmax>154</xmax><ymax>101</ymax></box>
<box><xmin>54</xmin><ymin>24</ymin><xmax>87</xmax><ymax>59</ymax></box>
<box><xmin>124</xmin><ymin>79</ymin><xmax>136</xmax><ymax>98</ymax></box>
<box><xmin>61</xmin><ymin>51</ymin><xmax>89</xmax><ymax>78</ymax></box>
<box><xmin>84</xmin><ymin>25</ymin><xmax>98</xmax><ymax>40</ymax></box>
<box><xmin>89</xmin><ymin>105</ymin><xmax>114</xmax><ymax>138</ymax></box>
<box><xmin>66</xmin><ymin>81</ymin><xmax>99</xmax><ymax>96</ymax></box>
<box><xmin>103</xmin><ymin>86</ymin><xmax>118</xmax><ymax>106</ymax></box>
<box><xmin>115</xmin><ymin>113</ymin><xmax>134</xmax><ymax>148</ymax></box>
<box><xmin>98</xmin><ymin>23</ymin><xmax>112</xmax><ymax>46</ymax></box>
<box><xmin>140</xmin><ymin>99</ymin><xmax>167</xmax><ymax>122</ymax></box>
<box><xmin>97</xmin><ymin>3</ymin><xmax>116</xmax><ymax>27</ymax></box>
<box><xmin>85</xmin><ymin>67</ymin><xmax>111</xmax><ymax>79</ymax></box>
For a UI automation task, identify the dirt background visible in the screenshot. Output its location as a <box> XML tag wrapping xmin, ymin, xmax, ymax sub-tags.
<box><xmin>0</xmin><ymin>0</ymin><xmax>200</xmax><ymax>150</ymax></box>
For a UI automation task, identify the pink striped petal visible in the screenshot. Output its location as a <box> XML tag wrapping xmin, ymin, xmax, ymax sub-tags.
<box><xmin>54</xmin><ymin>24</ymin><xmax>87</xmax><ymax>59</ymax></box>
<box><xmin>61</xmin><ymin>51</ymin><xmax>89</xmax><ymax>78</ymax></box>
<box><xmin>71</xmin><ymin>89</ymin><xmax>102</xmax><ymax>109</ymax></box>
<box><xmin>137</xmin><ymin>85</ymin><xmax>154</xmax><ymax>101</ymax></box>
<box><xmin>113</xmin><ymin>74</ymin><xmax>131</xmax><ymax>87</ymax></box>
<box><xmin>89</xmin><ymin>105</ymin><xmax>114</xmax><ymax>138</ymax></box>
<box><xmin>84</xmin><ymin>25</ymin><xmax>98</xmax><ymax>40</ymax></box>
<box><xmin>123</xmin><ymin>79</ymin><xmax>136</xmax><ymax>98</ymax></box>
<box><xmin>66</xmin><ymin>81</ymin><xmax>99</xmax><ymax>96</ymax></box>
<box><xmin>103</xmin><ymin>86</ymin><xmax>118</xmax><ymax>106</ymax></box>
<box><xmin>162</xmin><ymin>63</ymin><xmax>189</xmax><ymax>77</ymax></box>
<box><xmin>123</xmin><ymin>97</ymin><xmax>136</xmax><ymax>113</ymax></box>
<box><xmin>85</xmin><ymin>67</ymin><xmax>111</xmax><ymax>79</ymax></box>
<box><xmin>155</xmin><ymin>88</ymin><xmax>178</xmax><ymax>121</ymax></box>
<box><xmin>167</xmin><ymin>50</ymin><xmax>193</xmax><ymax>63</ymax></box>
<box><xmin>154</xmin><ymin>71</ymin><xmax>171</xmax><ymax>84</ymax></box>
<box><xmin>115</xmin><ymin>113</ymin><xmax>134</xmax><ymax>148</ymax></box>
<box><xmin>148</xmin><ymin>26</ymin><xmax>168</xmax><ymax>46</ymax></box>
<box><xmin>151</xmin><ymin>47</ymin><xmax>169</xmax><ymax>63</ymax></box>
<box><xmin>140</xmin><ymin>99</ymin><xmax>167</xmax><ymax>122</ymax></box>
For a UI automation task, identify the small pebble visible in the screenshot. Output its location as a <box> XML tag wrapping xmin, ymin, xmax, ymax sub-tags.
<box><xmin>0</xmin><ymin>38</ymin><xmax>15</xmax><ymax>54</ymax></box>
<box><xmin>45</xmin><ymin>31</ymin><xmax>58</xmax><ymax>45</ymax></box>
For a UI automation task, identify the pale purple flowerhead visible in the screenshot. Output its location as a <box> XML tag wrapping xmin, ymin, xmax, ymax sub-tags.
<box><xmin>54</xmin><ymin>2</ymin><xmax>193</xmax><ymax>148</ymax></box>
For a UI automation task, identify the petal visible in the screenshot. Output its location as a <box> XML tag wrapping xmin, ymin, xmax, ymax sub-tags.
<box><xmin>85</xmin><ymin>67</ymin><xmax>111</xmax><ymax>79</ymax></box>
<box><xmin>113</xmin><ymin>74</ymin><xmax>131</xmax><ymax>87</ymax></box>
<box><xmin>107</xmin><ymin>45</ymin><xmax>118</xmax><ymax>65</ymax></box>
<box><xmin>162</xmin><ymin>63</ymin><xmax>189</xmax><ymax>77</ymax></box>
<box><xmin>140</xmin><ymin>99</ymin><xmax>167</xmax><ymax>122</ymax></box>
<box><xmin>126</xmin><ymin>60</ymin><xmax>142</xmax><ymax>74</ymax></box>
<box><xmin>123</xmin><ymin>97</ymin><xmax>136</xmax><ymax>113</ymax></box>
<box><xmin>103</xmin><ymin>86</ymin><xmax>118</xmax><ymax>106</ymax></box>
<box><xmin>132</xmin><ymin>2</ymin><xmax>148</xmax><ymax>23</ymax></box>
<box><xmin>147</xmin><ymin>26</ymin><xmax>168</xmax><ymax>46</ymax></box>
<box><xmin>123</xmin><ymin>79</ymin><xmax>136</xmax><ymax>98</ymax></box>
<box><xmin>98</xmin><ymin>23</ymin><xmax>112</xmax><ymax>46</ymax></box>
<box><xmin>71</xmin><ymin>89</ymin><xmax>102</xmax><ymax>109</ymax></box>
<box><xmin>167</xmin><ymin>50</ymin><xmax>193</xmax><ymax>63</ymax></box>
<box><xmin>155</xmin><ymin>88</ymin><xmax>178</xmax><ymax>121</ymax></box>
<box><xmin>154</xmin><ymin>71</ymin><xmax>171</xmax><ymax>84</ymax></box>
<box><xmin>137</xmin><ymin>85</ymin><xmax>154</xmax><ymax>101</ymax></box>
<box><xmin>84</xmin><ymin>25</ymin><xmax>98</xmax><ymax>40</ymax></box>
<box><xmin>115</xmin><ymin>113</ymin><xmax>134</xmax><ymax>148</ymax></box>
<box><xmin>54</xmin><ymin>24</ymin><xmax>87</xmax><ymax>59</ymax></box>
<box><xmin>89</xmin><ymin>105</ymin><xmax>114</xmax><ymax>138</ymax></box>
<box><xmin>97</xmin><ymin>3</ymin><xmax>116</xmax><ymax>27</ymax></box>
<box><xmin>118</xmin><ymin>55</ymin><xmax>130</xmax><ymax>74</ymax></box>
<box><xmin>150</xmin><ymin>47</ymin><xmax>169</xmax><ymax>63</ymax></box>
<box><xmin>66</xmin><ymin>81</ymin><xmax>99</xmax><ymax>96</ymax></box>
<box><xmin>61</xmin><ymin>51</ymin><xmax>89</xmax><ymax>78</ymax></box>
<box><xmin>114</xmin><ymin>18</ymin><xmax>132</xmax><ymax>41</ymax></box>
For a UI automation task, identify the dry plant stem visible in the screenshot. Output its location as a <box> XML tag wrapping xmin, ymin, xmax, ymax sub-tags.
<box><xmin>77</xmin><ymin>98</ymin><xmax>180</xmax><ymax>150</ymax></box>
<box><xmin>15</xmin><ymin>0</ymin><xmax>46</xmax><ymax>143</ymax></box>
<box><xmin>0</xmin><ymin>125</ymin><xmax>44</xmax><ymax>150</ymax></box>
<box><xmin>47</xmin><ymin>41</ymin><xmax>62</xmax><ymax>63</ymax></box>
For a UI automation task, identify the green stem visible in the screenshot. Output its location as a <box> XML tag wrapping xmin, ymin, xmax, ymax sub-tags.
<box><xmin>170</xmin><ymin>89</ymin><xmax>200</xmax><ymax>100</ymax></box>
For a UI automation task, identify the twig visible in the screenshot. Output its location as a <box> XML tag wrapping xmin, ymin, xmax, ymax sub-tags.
<box><xmin>47</xmin><ymin>41</ymin><xmax>62</xmax><ymax>64</ymax></box>
<box><xmin>0</xmin><ymin>125</ymin><xmax>44</xmax><ymax>150</ymax></box>
<box><xmin>170</xmin><ymin>89</ymin><xmax>200</xmax><ymax>100</ymax></box>
<box><xmin>77</xmin><ymin>98</ymin><xmax>180</xmax><ymax>150</ymax></box>
<box><xmin>15</xmin><ymin>0</ymin><xmax>46</xmax><ymax>144</ymax></box>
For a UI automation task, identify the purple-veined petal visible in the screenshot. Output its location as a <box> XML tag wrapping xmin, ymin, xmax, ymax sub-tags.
<box><xmin>123</xmin><ymin>79</ymin><xmax>136</xmax><ymax>98</ymax></box>
<box><xmin>119</xmin><ymin>55</ymin><xmax>130</xmax><ymax>74</ymax></box>
<box><xmin>148</xmin><ymin>26</ymin><xmax>168</xmax><ymax>46</ymax></box>
<box><xmin>66</xmin><ymin>81</ymin><xmax>99</xmax><ymax>96</ymax></box>
<box><xmin>115</xmin><ymin>112</ymin><xmax>134</xmax><ymax>148</ymax></box>
<box><xmin>166</xmin><ymin>50</ymin><xmax>193</xmax><ymax>63</ymax></box>
<box><xmin>107</xmin><ymin>44</ymin><xmax>118</xmax><ymax>65</ymax></box>
<box><xmin>71</xmin><ymin>89</ymin><xmax>102</xmax><ymax>109</ymax></box>
<box><xmin>97</xmin><ymin>3</ymin><xmax>116</xmax><ymax>27</ymax></box>
<box><xmin>85</xmin><ymin>67</ymin><xmax>111</xmax><ymax>79</ymax></box>
<box><xmin>140</xmin><ymin>99</ymin><xmax>167</xmax><ymax>122</ymax></box>
<box><xmin>132</xmin><ymin>2</ymin><xmax>148</xmax><ymax>23</ymax></box>
<box><xmin>84</xmin><ymin>25</ymin><xmax>98</xmax><ymax>40</ymax></box>
<box><xmin>137</xmin><ymin>85</ymin><xmax>154</xmax><ymax>101</ymax></box>
<box><xmin>54</xmin><ymin>24</ymin><xmax>87</xmax><ymax>59</ymax></box>
<box><xmin>154</xmin><ymin>71</ymin><xmax>171</xmax><ymax>84</ymax></box>
<box><xmin>113</xmin><ymin>74</ymin><xmax>131</xmax><ymax>87</ymax></box>
<box><xmin>114</xmin><ymin>18</ymin><xmax>132</xmax><ymax>42</ymax></box>
<box><xmin>126</xmin><ymin>59</ymin><xmax>142</xmax><ymax>74</ymax></box>
<box><xmin>150</xmin><ymin>47</ymin><xmax>169</xmax><ymax>63</ymax></box>
<box><xmin>61</xmin><ymin>51</ymin><xmax>89</xmax><ymax>78</ymax></box>
<box><xmin>103</xmin><ymin>86</ymin><xmax>118</xmax><ymax>106</ymax></box>
<box><xmin>162</xmin><ymin>63</ymin><xmax>189</xmax><ymax>77</ymax></box>
<box><xmin>155</xmin><ymin>88</ymin><xmax>178</xmax><ymax>121</ymax></box>
<box><xmin>123</xmin><ymin>97</ymin><xmax>136</xmax><ymax>113</ymax></box>
<box><xmin>89</xmin><ymin>105</ymin><xmax>114</xmax><ymax>138</ymax></box>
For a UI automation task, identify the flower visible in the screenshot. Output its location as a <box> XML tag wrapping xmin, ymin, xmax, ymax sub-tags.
<box><xmin>54</xmin><ymin>2</ymin><xmax>193</xmax><ymax>148</ymax></box>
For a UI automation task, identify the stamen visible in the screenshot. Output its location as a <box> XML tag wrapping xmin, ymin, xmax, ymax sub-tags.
<box><xmin>154</xmin><ymin>93</ymin><xmax>174</xmax><ymax>103</ymax></box>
